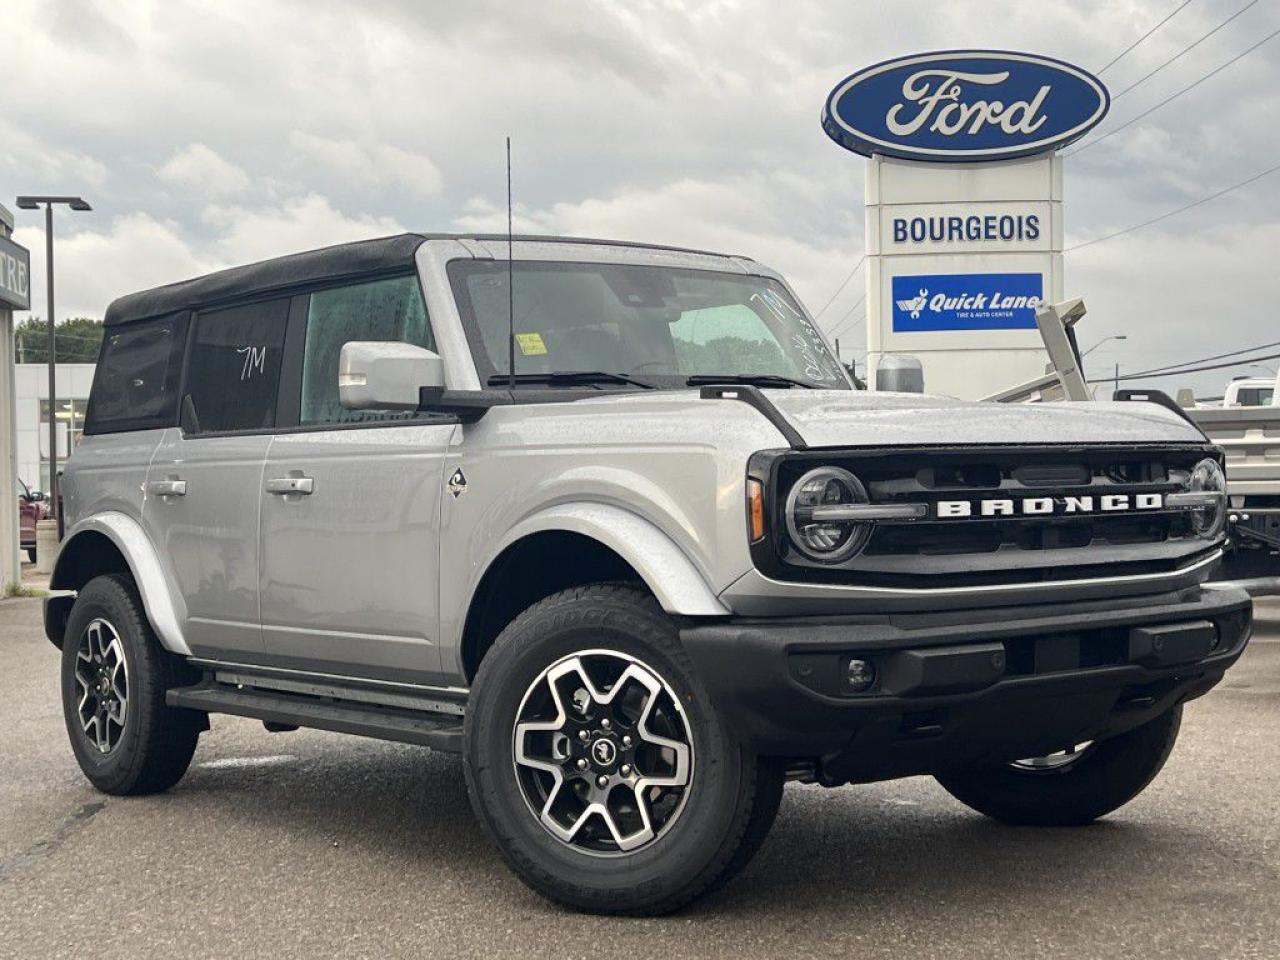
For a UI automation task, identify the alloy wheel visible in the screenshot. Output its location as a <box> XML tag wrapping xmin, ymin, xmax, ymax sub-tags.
<box><xmin>512</xmin><ymin>649</ymin><xmax>694</xmax><ymax>855</ymax></box>
<box><xmin>1009</xmin><ymin>741</ymin><xmax>1095</xmax><ymax>772</ymax></box>
<box><xmin>74</xmin><ymin>618</ymin><xmax>129</xmax><ymax>754</ymax></box>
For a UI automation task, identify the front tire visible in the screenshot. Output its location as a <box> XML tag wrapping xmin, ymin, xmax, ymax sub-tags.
<box><xmin>60</xmin><ymin>574</ymin><xmax>203</xmax><ymax>796</ymax></box>
<box><xmin>464</xmin><ymin>585</ymin><xmax>782</xmax><ymax>915</ymax></box>
<box><xmin>935</xmin><ymin>705</ymin><xmax>1183</xmax><ymax>826</ymax></box>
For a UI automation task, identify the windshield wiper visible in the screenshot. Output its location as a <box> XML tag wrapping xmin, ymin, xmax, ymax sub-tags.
<box><xmin>685</xmin><ymin>373</ymin><xmax>816</xmax><ymax>389</ymax></box>
<box><xmin>487</xmin><ymin>371</ymin><xmax>657</xmax><ymax>389</ymax></box>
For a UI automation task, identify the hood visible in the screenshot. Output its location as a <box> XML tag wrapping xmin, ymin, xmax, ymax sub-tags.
<box><xmin>761</xmin><ymin>390</ymin><xmax>1207</xmax><ymax>448</ymax></box>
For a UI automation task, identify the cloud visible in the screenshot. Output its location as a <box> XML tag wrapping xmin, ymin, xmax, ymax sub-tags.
<box><xmin>0</xmin><ymin>0</ymin><xmax>1275</xmax><ymax>400</ymax></box>
<box><xmin>12</xmin><ymin>195</ymin><xmax>407</xmax><ymax>319</ymax></box>
<box><xmin>200</xmin><ymin>193</ymin><xmax>407</xmax><ymax>266</ymax></box>
<box><xmin>0</xmin><ymin>119</ymin><xmax>108</xmax><ymax>192</ymax></box>
<box><xmin>288</xmin><ymin>132</ymin><xmax>443</xmax><ymax>199</ymax></box>
<box><xmin>12</xmin><ymin>214</ymin><xmax>209</xmax><ymax>320</ymax></box>
<box><xmin>158</xmin><ymin>143</ymin><xmax>250</xmax><ymax>198</ymax></box>
<box><xmin>453</xmin><ymin>172</ymin><xmax>861</xmax><ymax>317</ymax></box>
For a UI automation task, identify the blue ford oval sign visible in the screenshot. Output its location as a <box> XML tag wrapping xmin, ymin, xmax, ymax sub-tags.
<box><xmin>822</xmin><ymin>50</ymin><xmax>1109</xmax><ymax>162</ymax></box>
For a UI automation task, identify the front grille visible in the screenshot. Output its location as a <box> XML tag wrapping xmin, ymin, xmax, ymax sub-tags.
<box><xmin>750</xmin><ymin>444</ymin><xmax>1220</xmax><ymax>588</ymax></box>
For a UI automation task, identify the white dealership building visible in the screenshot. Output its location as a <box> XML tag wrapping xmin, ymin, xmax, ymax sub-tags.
<box><xmin>10</xmin><ymin>363</ymin><xmax>95</xmax><ymax>496</ymax></box>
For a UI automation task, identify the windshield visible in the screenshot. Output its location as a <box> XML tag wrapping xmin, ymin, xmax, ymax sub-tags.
<box><xmin>1237</xmin><ymin>387</ymin><xmax>1274</xmax><ymax>407</ymax></box>
<box><xmin>447</xmin><ymin>260</ymin><xmax>850</xmax><ymax>389</ymax></box>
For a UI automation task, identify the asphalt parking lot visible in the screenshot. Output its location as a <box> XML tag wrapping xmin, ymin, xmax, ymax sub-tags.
<box><xmin>1</xmin><ymin>594</ymin><xmax>1277</xmax><ymax>960</ymax></box>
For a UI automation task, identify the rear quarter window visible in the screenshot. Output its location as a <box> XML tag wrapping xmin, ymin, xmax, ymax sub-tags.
<box><xmin>84</xmin><ymin>312</ymin><xmax>190</xmax><ymax>435</ymax></box>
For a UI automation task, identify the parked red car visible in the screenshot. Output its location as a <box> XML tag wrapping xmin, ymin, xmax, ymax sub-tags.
<box><xmin>17</xmin><ymin>478</ymin><xmax>49</xmax><ymax>562</ymax></box>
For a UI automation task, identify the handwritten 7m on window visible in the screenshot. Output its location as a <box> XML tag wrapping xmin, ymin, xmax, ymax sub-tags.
<box><xmin>237</xmin><ymin>346</ymin><xmax>267</xmax><ymax>381</ymax></box>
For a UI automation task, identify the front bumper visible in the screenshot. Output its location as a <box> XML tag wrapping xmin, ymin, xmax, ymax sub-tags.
<box><xmin>680</xmin><ymin>584</ymin><xmax>1252</xmax><ymax>785</ymax></box>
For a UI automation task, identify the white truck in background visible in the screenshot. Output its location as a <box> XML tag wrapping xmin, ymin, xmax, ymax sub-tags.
<box><xmin>1220</xmin><ymin>376</ymin><xmax>1276</xmax><ymax>409</ymax></box>
<box><xmin>1186</xmin><ymin>373</ymin><xmax>1280</xmax><ymax>578</ymax></box>
<box><xmin>984</xmin><ymin>301</ymin><xmax>1280</xmax><ymax>583</ymax></box>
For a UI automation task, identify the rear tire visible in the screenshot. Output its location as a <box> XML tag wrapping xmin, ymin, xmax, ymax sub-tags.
<box><xmin>464</xmin><ymin>584</ymin><xmax>783</xmax><ymax>915</ymax></box>
<box><xmin>935</xmin><ymin>705</ymin><xmax>1182</xmax><ymax>826</ymax></box>
<box><xmin>60</xmin><ymin>574</ymin><xmax>203</xmax><ymax>796</ymax></box>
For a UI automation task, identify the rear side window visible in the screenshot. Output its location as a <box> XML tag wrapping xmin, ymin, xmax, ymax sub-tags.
<box><xmin>300</xmin><ymin>275</ymin><xmax>433</xmax><ymax>424</ymax></box>
<box><xmin>84</xmin><ymin>312</ymin><xmax>189</xmax><ymax>434</ymax></box>
<box><xmin>185</xmin><ymin>299</ymin><xmax>289</xmax><ymax>432</ymax></box>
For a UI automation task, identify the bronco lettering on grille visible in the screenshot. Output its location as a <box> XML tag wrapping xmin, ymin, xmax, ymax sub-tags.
<box><xmin>934</xmin><ymin>493</ymin><xmax>1164</xmax><ymax>518</ymax></box>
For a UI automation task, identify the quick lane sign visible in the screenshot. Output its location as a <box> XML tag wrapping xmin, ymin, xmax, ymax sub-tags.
<box><xmin>892</xmin><ymin>272</ymin><xmax>1043</xmax><ymax>332</ymax></box>
<box><xmin>0</xmin><ymin>234</ymin><xmax>31</xmax><ymax>310</ymax></box>
<box><xmin>822</xmin><ymin>50</ymin><xmax>1109</xmax><ymax>162</ymax></box>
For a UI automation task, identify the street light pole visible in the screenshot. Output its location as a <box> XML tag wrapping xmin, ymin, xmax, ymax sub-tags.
<box><xmin>15</xmin><ymin>195</ymin><xmax>92</xmax><ymax>521</ymax></box>
<box><xmin>1081</xmin><ymin>334</ymin><xmax>1128</xmax><ymax>359</ymax></box>
<box><xmin>44</xmin><ymin>203</ymin><xmax>55</xmax><ymax>511</ymax></box>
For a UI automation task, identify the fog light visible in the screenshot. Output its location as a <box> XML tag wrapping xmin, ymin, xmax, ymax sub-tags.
<box><xmin>846</xmin><ymin>658</ymin><xmax>876</xmax><ymax>692</ymax></box>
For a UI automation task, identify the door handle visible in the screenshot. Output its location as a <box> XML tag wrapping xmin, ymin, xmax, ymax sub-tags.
<box><xmin>147</xmin><ymin>479</ymin><xmax>187</xmax><ymax>497</ymax></box>
<box><xmin>265</xmin><ymin>477</ymin><xmax>314</xmax><ymax>496</ymax></box>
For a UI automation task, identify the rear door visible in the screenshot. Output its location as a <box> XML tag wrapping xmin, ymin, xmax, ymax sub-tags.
<box><xmin>142</xmin><ymin>298</ymin><xmax>289</xmax><ymax>659</ymax></box>
<box><xmin>258</xmin><ymin>274</ymin><xmax>455</xmax><ymax>684</ymax></box>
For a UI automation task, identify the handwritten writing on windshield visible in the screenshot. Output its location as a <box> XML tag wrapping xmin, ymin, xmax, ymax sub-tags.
<box><xmin>752</xmin><ymin>289</ymin><xmax>837</xmax><ymax>384</ymax></box>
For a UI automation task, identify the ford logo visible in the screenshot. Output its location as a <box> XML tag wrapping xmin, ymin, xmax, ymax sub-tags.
<box><xmin>822</xmin><ymin>50</ymin><xmax>1109</xmax><ymax>162</ymax></box>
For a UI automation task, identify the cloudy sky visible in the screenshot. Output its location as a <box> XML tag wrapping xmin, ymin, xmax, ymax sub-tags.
<box><xmin>3</xmin><ymin>0</ymin><xmax>1278</xmax><ymax>397</ymax></box>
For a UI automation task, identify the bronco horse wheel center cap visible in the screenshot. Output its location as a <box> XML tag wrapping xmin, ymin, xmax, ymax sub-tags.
<box><xmin>589</xmin><ymin>737</ymin><xmax>618</xmax><ymax>768</ymax></box>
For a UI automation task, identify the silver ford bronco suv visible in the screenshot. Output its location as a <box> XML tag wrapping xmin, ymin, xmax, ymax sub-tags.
<box><xmin>47</xmin><ymin>234</ymin><xmax>1252</xmax><ymax>914</ymax></box>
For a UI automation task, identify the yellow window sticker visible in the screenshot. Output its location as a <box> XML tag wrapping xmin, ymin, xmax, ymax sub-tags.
<box><xmin>516</xmin><ymin>332</ymin><xmax>548</xmax><ymax>356</ymax></box>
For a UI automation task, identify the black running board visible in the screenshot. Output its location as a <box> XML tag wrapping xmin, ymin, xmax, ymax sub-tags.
<box><xmin>167</xmin><ymin>682</ymin><xmax>463</xmax><ymax>753</ymax></box>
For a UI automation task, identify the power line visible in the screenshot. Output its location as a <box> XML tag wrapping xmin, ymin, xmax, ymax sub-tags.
<box><xmin>1067</xmin><ymin>25</ymin><xmax>1280</xmax><ymax>155</ymax></box>
<box><xmin>1111</xmin><ymin>0</ymin><xmax>1260</xmax><ymax>101</ymax></box>
<box><xmin>1103</xmin><ymin>338</ymin><xmax>1280</xmax><ymax>380</ymax></box>
<box><xmin>827</xmin><ymin>293</ymin><xmax>867</xmax><ymax>336</ymax></box>
<box><xmin>1097</xmin><ymin>0</ymin><xmax>1197</xmax><ymax>74</ymax></box>
<box><xmin>17</xmin><ymin>330</ymin><xmax>102</xmax><ymax>344</ymax></box>
<box><xmin>1065</xmin><ymin>158</ymin><xmax>1280</xmax><ymax>251</ymax></box>
<box><xmin>812</xmin><ymin>254</ymin><xmax>865</xmax><ymax>318</ymax></box>
<box><xmin>1093</xmin><ymin>350</ymin><xmax>1280</xmax><ymax>383</ymax></box>
<box><xmin>829</xmin><ymin>313</ymin><xmax>865</xmax><ymax>342</ymax></box>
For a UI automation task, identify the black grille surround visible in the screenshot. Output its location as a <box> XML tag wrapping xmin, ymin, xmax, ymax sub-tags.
<box><xmin>747</xmin><ymin>443</ymin><xmax>1225</xmax><ymax>589</ymax></box>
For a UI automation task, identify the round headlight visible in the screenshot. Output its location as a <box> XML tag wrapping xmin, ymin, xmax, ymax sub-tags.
<box><xmin>785</xmin><ymin>467</ymin><xmax>871</xmax><ymax>562</ymax></box>
<box><xmin>1188</xmin><ymin>457</ymin><xmax>1227</xmax><ymax>540</ymax></box>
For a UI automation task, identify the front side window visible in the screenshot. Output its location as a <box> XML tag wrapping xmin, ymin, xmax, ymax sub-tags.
<box><xmin>84</xmin><ymin>312</ymin><xmax>189</xmax><ymax>434</ymax></box>
<box><xmin>300</xmin><ymin>275</ymin><xmax>433</xmax><ymax>424</ymax></box>
<box><xmin>186</xmin><ymin>299</ymin><xmax>288</xmax><ymax>433</ymax></box>
<box><xmin>448</xmin><ymin>261</ymin><xmax>848</xmax><ymax>389</ymax></box>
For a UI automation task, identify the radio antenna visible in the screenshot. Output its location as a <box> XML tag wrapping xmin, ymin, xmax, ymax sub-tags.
<box><xmin>506</xmin><ymin>136</ymin><xmax>516</xmax><ymax>385</ymax></box>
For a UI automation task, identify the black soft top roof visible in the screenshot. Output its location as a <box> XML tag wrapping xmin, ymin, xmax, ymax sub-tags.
<box><xmin>103</xmin><ymin>232</ymin><xmax>742</xmax><ymax>327</ymax></box>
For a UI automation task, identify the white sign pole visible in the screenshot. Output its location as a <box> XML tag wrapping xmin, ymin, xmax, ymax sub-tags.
<box><xmin>865</xmin><ymin>152</ymin><xmax>1064</xmax><ymax>397</ymax></box>
<box><xmin>0</xmin><ymin>203</ymin><xmax>22</xmax><ymax>589</ymax></box>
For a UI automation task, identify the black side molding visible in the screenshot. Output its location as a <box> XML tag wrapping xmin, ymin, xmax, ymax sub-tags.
<box><xmin>699</xmin><ymin>384</ymin><xmax>807</xmax><ymax>450</ymax></box>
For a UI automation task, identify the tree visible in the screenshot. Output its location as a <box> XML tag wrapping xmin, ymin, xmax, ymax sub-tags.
<box><xmin>13</xmin><ymin>316</ymin><xmax>104</xmax><ymax>364</ymax></box>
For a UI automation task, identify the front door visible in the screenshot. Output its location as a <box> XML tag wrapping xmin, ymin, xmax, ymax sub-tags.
<box><xmin>142</xmin><ymin>297</ymin><xmax>290</xmax><ymax>659</ymax></box>
<box><xmin>258</xmin><ymin>274</ymin><xmax>453</xmax><ymax>684</ymax></box>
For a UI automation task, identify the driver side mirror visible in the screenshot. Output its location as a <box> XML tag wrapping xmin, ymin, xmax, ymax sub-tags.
<box><xmin>26</xmin><ymin>490</ymin><xmax>45</xmax><ymax>502</ymax></box>
<box><xmin>339</xmin><ymin>341</ymin><xmax>445</xmax><ymax>411</ymax></box>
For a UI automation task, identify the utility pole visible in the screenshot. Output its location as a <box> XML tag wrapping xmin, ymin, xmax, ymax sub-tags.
<box><xmin>1114</xmin><ymin>362</ymin><xmax>1120</xmax><ymax>397</ymax></box>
